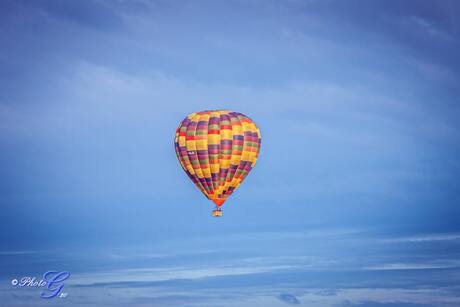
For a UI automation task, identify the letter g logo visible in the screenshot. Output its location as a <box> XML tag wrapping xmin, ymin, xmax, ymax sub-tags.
<box><xmin>40</xmin><ymin>271</ymin><xmax>71</xmax><ymax>299</ymax></box>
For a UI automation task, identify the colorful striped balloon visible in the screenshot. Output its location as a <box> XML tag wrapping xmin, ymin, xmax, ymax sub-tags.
<box><xmin>174</xmin><ymin>110</ymin><xmax>261</xmax><ymax>215</ymax></box>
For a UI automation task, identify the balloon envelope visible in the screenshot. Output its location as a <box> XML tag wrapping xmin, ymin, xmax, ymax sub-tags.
<box><xmin>174</xmin><ymin>110</ymin><xmax>261</xmax><ymax>208</ymax></box>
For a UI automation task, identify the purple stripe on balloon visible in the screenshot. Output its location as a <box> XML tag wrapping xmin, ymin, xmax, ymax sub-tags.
<box><xmin>219</xmin><ymin>169</ymin><xmax>228</xmax><ymax>178</ymax></box>
<box><xmin>209</xmin><ymin>117</ymin><xmax>219</xmax><ymax>124</ymax></box>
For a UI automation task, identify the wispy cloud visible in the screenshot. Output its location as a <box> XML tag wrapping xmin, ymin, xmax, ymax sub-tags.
<box><xmin>382</xmin><ymin>233</ymin><xmax>460</xmax><ymax>243</ymax></box>
<box><xmin>364</xmin><ymin>261</ymin><xmax>460</xmax><ymax>271</ymax></box>
<box><xmin>0</xmin><ymin>250</ymin><xmax>41</xmax><ymax>256</ymax></box>
<box><xmin>338</xmin><ymin>300</ymin><xmax>435</xmax><ymax>307</ymax></box>
<box><xmin>277</xmin><ymin>293</ymin><xmax>300</xmax><ymax>304</ymax></box>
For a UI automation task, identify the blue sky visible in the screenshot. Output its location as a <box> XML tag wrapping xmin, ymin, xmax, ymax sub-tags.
<box><xmin>0</xmin><ymin>0</ymin><xmax>459</xmax><ymax>306</ymax></box>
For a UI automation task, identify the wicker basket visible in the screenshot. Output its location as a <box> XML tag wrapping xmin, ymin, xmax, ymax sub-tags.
<box><xmin>212</xmin><ymin>209</ymin><xmax>223</xmax><ymax>217</ymax></box>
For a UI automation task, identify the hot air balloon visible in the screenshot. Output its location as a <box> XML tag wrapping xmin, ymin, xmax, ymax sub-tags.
<box><xmin>174</xmin><ymin>110</ymin><xmax>261</xmax><ymax>217</ymax></box>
